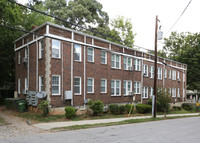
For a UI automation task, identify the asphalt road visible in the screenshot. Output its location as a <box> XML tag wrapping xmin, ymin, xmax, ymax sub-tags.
<box><xmin>2</xmin><ymin>117</ymin><xmax>200</xmax><ymax>143</ymax></box>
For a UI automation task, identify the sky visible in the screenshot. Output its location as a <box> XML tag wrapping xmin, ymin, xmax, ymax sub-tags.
<box><xmin>18</xmin><ymin>0</ymin><xmax>200</xmax><ymax>51</ymax></box>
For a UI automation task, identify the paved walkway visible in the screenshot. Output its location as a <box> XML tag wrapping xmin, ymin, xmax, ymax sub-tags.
<box><xmin>33</xmin><ymin>113</ymin><xmax>199</xmax><ymax>130</ymax></box>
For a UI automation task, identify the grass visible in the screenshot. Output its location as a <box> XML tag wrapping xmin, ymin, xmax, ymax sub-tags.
<box><xmin>0</xmin><ymin>116</ymin><xmax>8</xmax><ymax>125</ymax></box>
<box><xmin>52</xmin><ymin>115</ymin><xmax>200</xmax><ymax>131</ymax></box>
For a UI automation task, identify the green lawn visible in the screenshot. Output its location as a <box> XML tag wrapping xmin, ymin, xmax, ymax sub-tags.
<box><xmin>17</xmin><ymin>108</ymin><xmax>199</xmax><ymax>123</ymax></box>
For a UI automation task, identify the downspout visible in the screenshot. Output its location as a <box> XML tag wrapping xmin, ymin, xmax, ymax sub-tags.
<box><xmin>84</xmin><ymin>36</ymin><xmax>86</xmax><ymax>109</ymax></box>
<box><xmin>71</xmin><ymin>32</ymin><xmax>74</xmax><ymax>106</ymax></box>
<box><xmin>141</xmin><ymin>57</ymin><xmax>143</xmax><ymax>104</ymax></box>
<box><xmin>163</xmin><ymin>59</ymin><xmax>165</xmax><ymax>88</ymax></box>
<box><xmin>61</xmin><ymin>42</ymin><xmax>64</xmax><ymax>100</ymax></box>
<box><xmin>36</xmin><ymin>41</ymin><xmax>38</xmax><ymax>91</ymax></box>
<box><xmin>28</xmin><ymin>45</ymin><xmax>29</xmax><ymax>90</ymax></box>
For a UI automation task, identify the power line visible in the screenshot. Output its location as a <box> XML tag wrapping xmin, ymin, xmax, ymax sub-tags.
<box><xmin>7</xmin><ymin>0</ymin><xmax>153</xmax><ymax>52</ymax></box>
<box><xmin>165</xmin><ymin>0</ymin><xmax>192</xmax><ymax>36</ymax></box>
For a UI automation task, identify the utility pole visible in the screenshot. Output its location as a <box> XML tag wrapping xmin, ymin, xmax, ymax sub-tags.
<box><xmin>153</xmin><ymin>15</ymin><xmax>158</xmax><ymax>118</ymax></box>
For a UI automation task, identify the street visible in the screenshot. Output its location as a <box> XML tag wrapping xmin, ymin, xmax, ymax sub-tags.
<box><xmin>2</xmin><ymin>117</ymin><xmax>200</xmax><ymax>143</ymax></box>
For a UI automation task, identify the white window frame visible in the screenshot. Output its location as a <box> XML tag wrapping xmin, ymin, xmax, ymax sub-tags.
<box><xmin>183</xmin><ymin>73</ymin><xmax>185</xmax><ymax>82</ymax></box>
<box><xmin>150</xmin><ymin>66</ymin><xmax>154</xmax><ymax>78</ymax></box>
<box><xmin>39</xmin><ymin>40</ymin><xmax>44</xmax><ymax>59</ymax></box>
<box><xmin>111</xmin><ymin>54</ymin><xmax>121</xmax><ymax>69</ymax></box>
<box><xmin>134</xmin><ymin>81</ymin><xmax>140</xmax><ymax>94</ymax></box>
<box><xmin>39</xmin><ymin>76</ymin><xmax>44</xmax><ymax>92</ymax></box>
<box><xmin>142</xmin><ymin>86</ymin><xmax>148</xmax><ymax>98</ymax></box>
<box><xmin>164</xmin><ymin>69</ymin><xmax>167</xmax><ymax>79</ymax></box>
<box><xmin>177</xmin><ymin>88</ymin><xmax>180</xmax><ymax>97</ymax></box>
<box><xmin>123</xmin><ymin>56</ymin><xmax>132</xmax><ymax>70</ymax></box>
<box><xmin>123</xmin><ymin>80</ymin><xmax>132</xmax><ymax>96</ymax></box>
<box><xmin>134</xmin><ymin>59</ymin><xmax>141</xmax><ymax>71</ymax></box>
<box><xmin>172</xmin><ymin>70</ymin><xmax>176</xmax><ymax>80</ymax></box>
<box><xmin>74</xmin><ymin>77</ymin><xmax>81</xmax><ymax>95</ymax></box>
<box><xmin>52</xmin><ymin>75</ymin><xmax>60</xmax><ymax>95</ymax></box>
<box><xmin>149</xmin><ymin>87</ymin><xmax>154</xmax><ymax>96</ymax></box>
<box><xmin>18</xmin><ymin>78</ymin><xmax>21</xmax><ymax>94</ymax></box>
<box><xmin>157</xmin><ymin>68</ymin><xmax>162</xmax><ymax>80</ymax></box>
<box><xmin>87</xmin><ymin>47</ymin><xmax>94</xmax><ymax>62</ymax></box>
<box><xmin>25</xmin><ymin>78</ymin><xmax>28</xmax><ymax>91</ymax></box>
<box><xmin>172</xmin><ymin>88</ymin><xmax>176</xmax><ymax>97</ymax></box>
<box><xmin>18</xmin><ymin>51</ymin><xmax>21</xmax><ymax>64</ymax></box>
<box><xmin>74</xmin><ymin>44</ymin><xmax>82</xmax><ymax>61</ymax></box>
<box><xmin>87</xmin><ymin>78</ymin><xmax>94</xmax><ymax>93</ymax></box>
<box><xmin>143</xmin><ymin>64</ymin><xmax>148</xmax><ymax>77</ymax></box>
<box><xmin>52</xmin><ymin>39</ymin><xmax>61</xmax><ymax>58</ymax></box>
<box><xmin>177</xmin><ymin>71</ymin><xmax>180</xmax><ymax>80</ymax></box>
<box><xmin>169</xmin><ymin>70</ymin><xmax>171</xmax><ymax>79</ymax></box>
<box><xmin>101</xmin><ymin>79</ymin><xmax>107</xmax><ymax>93</ymax></box>
<box><xmin>101</xmin><ymin>50</ymin><xmax>107</xmax><ymax>64</ymax></box>
<box><xmin>111</xmin><ymin>80</ymin><xmax>121</xmax><ymax>96</ymax></box>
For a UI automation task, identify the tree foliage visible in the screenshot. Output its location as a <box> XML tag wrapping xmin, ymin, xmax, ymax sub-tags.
<box><xmin>164</xmin><ymin>32</ymin><xmax>200</xmax><ymax>91</ymax></box>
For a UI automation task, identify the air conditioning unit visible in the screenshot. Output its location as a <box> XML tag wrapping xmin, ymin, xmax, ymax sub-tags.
<box><xmin>65</xmin><ymin>91</ymin><xmax>72</xmax><ymax>100</ymax></box>
<box><xmin>22</xmin><ymin>57</ymin><xmax>28</xmax><ymax>63</ymax></box>
<box><xmin>178</xmin><ymin>79</ymin><xmax>181</xmax><ymax>82</ymax></box>
<box><xmin>143</xmin><ymin>73</ymin><xmax>147</xmax><ymax>76</ymax></box>
<box><xmin>128</xmin><ymin>66</ymin><xmax>133</xmax><ymax>71</ymax></box>
<box><xmin>128</xmin><ymin>91</ymin><xmax>134</xmax><ymax>96</ymax></box>
<box><xmin>22</xmin><ymin>89</ymin><xmax>28</xmax><ymax>94</ymax></box>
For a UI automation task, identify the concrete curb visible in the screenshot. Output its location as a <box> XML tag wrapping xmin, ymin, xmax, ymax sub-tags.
<box><xmin>33</xmin><ymin>113</ymin><xmax>199</xmax><ymax>130</ymax></box>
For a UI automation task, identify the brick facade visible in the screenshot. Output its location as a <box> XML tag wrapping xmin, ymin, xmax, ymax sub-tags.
<box><xmin>14</xmin><ymin>22</ymin><xmax>187</xmax><ymax>107</ymax></box>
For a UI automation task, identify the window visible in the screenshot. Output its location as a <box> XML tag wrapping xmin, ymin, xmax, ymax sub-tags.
<box><xmin>52</xmin><ymin>39</ymin><xmax>60</xmax><ymax>58</ymax></box>
<box><xmin>172</xmin><ymin>70</ymin><xmax>176</xmax><ymax>80</ymax></box>
<box><xmin>18</xmin><ymin>51</ymin><xmax>21</xmax><ymax>64</ymax></box>
<box><xmin>164</xmin><ymin>69</ymin><xmax>167</xmax><ymax>78</ymax></box>
<box><xmin>25</xmin><ymin>78</ymin><xmax>28</xmax><ymax>91</ymax></box>
<box><xmin>177</xmin><ymin>71</ymin><xmax>180</xmax><ymax>80</ymax></box>
<box><xmin>87</xmin><ymin>78</ymin><xmax>94</xmax><ymax>93</ymax></box>
<box><xmin>169</xmin><ymin>88</ymin><xmax>171</xmax><ymax>96</ymax></box>
<box><xmin>101</xmin><ymin>79</ymin><xmax>107</xmax><ymax>93</ymax></box>
<box><xmin>177</xmin><ymin>88</ymin><xmax>180</xmax><ymax>97</ymax></box>
<box><xmin>149</xmin><ymin>87</ymin><xmax>154</xmax><ymax>96</ymax></box>
<box><xmin>39</xmin><ymin>76</ymin><xmax>44</xmax><ymax>92</ymax></box>
<box><xmin>18</xmin><ymin>78</ymin><xmax>21</xmax><ymax>94</ymax></box>
<box><xmin>123</xmin><ymin>56</ymin><xmax>132</xmax><ymax>70</ymax></box>
<box><xmin>87</xmin><ymin>47</ymin><xmax>94</xmax><ymax>62</ymax></box>
<box><xmin>169</xmin><ymin>70</ymin><xmax>171</xmax><ymax>79</ymax></box>
<box><xmin>74</xmin><ymin>44</ymin><xmax>81</xmax><ymax>61</ymax></box>
<box><xmin>52</xmin><ymin>75</ymin><xmax>60</xmax><ymax>95</ymax></box>
<box><xmin>142</xmin><ymin>87</ymin><xmax>148</xmax><ymax>98</ymax></box>
<box><xmin>111</xmin><ymin>54</ymin><xmax>121</xmax><ymax>69</ymax></box>
<box><xmin>172</xmin><ymin>88</ymin><xmax>176</xmax><ymax>97</ymax></box>
<box><xmin>111</xmin><ymin>80</ymin><xmax>121</xmax><ymax>96</ymax></box>
<box><xmin>39</xmin><ymin>40</ymin><xmax>44</xmax><ymax>59</ymax></box>
<box><xmin>157</xmin><ymin>68</ymin><xmax>162</xmax><ymax>79</ymax></box>
<box><xmin>25</xmin><ymin>47</ymin><xmax>28</xmax><ymax>58</ymax></box>
<box><xmin>101</xmin><ymin>50</ymin><xmax>107</xmax><ymax>64</ymax></box>
<box><xmin>134</xmin><ymin>81</ymin><xmax>140</xmax><ymax>94</ymax></box>
<box><xmin>74</xmin><ymin>77</ymin><xmax>81</xmax><ymax>94</ymax></box>
<box><xmin>143</xmin><ymin>64</ymin><xmax>148</xmax><ymax>77</ymax></box>
<box><xmin>134</xmin><ymin>59</ymin><xmax>141</xmax><ymax>71</ymax></box>
<box><xmin>150</xmin><ymin>66</ymin><xmax>154</xmax><ymax>78</ymax></box>
<box><xmin>123</xmin><ymin>80</ymin><xmax>132</xmax><ymax>95</ymax></box>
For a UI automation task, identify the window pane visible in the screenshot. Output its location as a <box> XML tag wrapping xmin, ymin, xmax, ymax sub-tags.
<box><xmin>111</xmin><ymin>81</ymin><xmax>114</xmax><ymax>88</ymax></box>
<box><xmin>87</xmin><ymin>86</ymin><xmax>92</xmax><ymax>92</ymax></box>
<box><xmin>123</xmin><ymin>81</ymin><xmax>126</xmax><ymax>95</ymax></box>
<box><xmin>87</xmin><ymin>79</ymin><xmax>92</xmax><ymax>86</ymax></box>
<box><xmin>74</xmin><ymin>78</ymin><xmax>80</xmax><ymax>86</ymax></box>
<box><xmin>87</xmin><ymin>55</ymin><xmax>93</xmax><ymax>62</ymax></box>
<box><xmin>116</xmin><ymin>81</ymin><xmax>120</xmax><ymax>88</ymax></box>
<box><xmin>75</xmin><ymin>86</ymin><xmax>80</xmax><ymax>93</ymax></box>
<box><xmin>101</xmin><ymin>87</ymin><xmax>105</xmax><ymax>93</ymax></box>
<box><xmin>52</xmin><ymin>86</ymin><xmax>59</xmax><ymax>94</ymax></box>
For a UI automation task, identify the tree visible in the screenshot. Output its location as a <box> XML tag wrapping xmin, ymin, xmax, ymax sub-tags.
<box><xmin>44</xmin><ymin>0</ymin><xmax>109</xmax><ymax>30</ymax></box>
<box><xmin>110</xmin><ymin>16</ymin><xmax>135</xmax><ymax>47</ymax></box>
<box><xmin>163</xmin><ymin>32</ymin><xmax>200</xmax><ymax>91</ymax></box>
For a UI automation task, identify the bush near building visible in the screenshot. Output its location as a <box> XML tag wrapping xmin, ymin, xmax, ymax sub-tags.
<box><xmin>136</xmin><ymin>104</ymin><xmax>152</xmax><ymax>114</ymax></box>
<box><xmin>125</xmin><ymin>104</ymin><xmax>134</xmax><ymax>114</ymax></box>
<box><xmin>38</xmin><ymin>100</ymin><xmax>50</xmax><ymax>117</ymax></box>
<box><xmin>88</xmin><ymin>100</ymin><xmax>104</xmax><ymax>116</ymax></box>
<box><xmin>182</xmin><ymin>103</ymin><xmax>193</xmax><ymax>111</ymax></box>
<box><xmin>65</xmin><ymin>106</ymin><xmax>76</xmax><ymax>119</ymax></box>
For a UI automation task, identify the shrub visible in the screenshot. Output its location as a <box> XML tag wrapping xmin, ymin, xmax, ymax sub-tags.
<box><xmin>109</xmin><ymin>104</ymin><xmax>119</xmax><ymax>115</ymax></box>
<box><xmin>65</xmin><ymin>106</ymin><xmax>76</xmax><ymax>119</ymax></box>
<box><xmin>172</xmin><ymin>106</ymin><xmax>181</xmax><ymax>111</ymax></box>
<box><xmin>38</xmin><ymin>100</ymin><xmax>50</xmax><ymax>117</ymax></box>
<box><xmin>136</xmin><ymin>104</ymin><xmax>152</xmax><ymax>114</ymax></box>
<box><xmin>89</xmin><ymin>100</ymin><xmax>104</xmax><ymax>116</ymax></box>
<box><xmin>182</xmin><ymin>103</ymin><xmax>193</xmax><ymax>111</ymax></box>
<box><xmin>125</xmin><ymin>104</ymin><xmax>134</xmax><ymax>114</ymax></box>
<box><xmin>147</xmin><ymin>99</ymin><xmax>161</xmax><ymax>112</ymax></box>
<box><xmin>119</xmin><ymin>105</ymin><xmax>126</xmax><ymax>114</ymax></box>
<box><xmin>157</xmin><ymin>88</ymin><xmax>171</xmax><ymax>112</ymax></box>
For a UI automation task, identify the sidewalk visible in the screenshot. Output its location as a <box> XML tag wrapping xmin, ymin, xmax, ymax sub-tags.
<box><xmin>33</xmin><ymin>113</ymin><xmax>199</xmax><ymax>130</ymax></box>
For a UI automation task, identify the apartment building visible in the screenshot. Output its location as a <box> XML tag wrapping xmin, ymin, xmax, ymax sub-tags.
<box><xmin>14</xmin><ymin>22</ymin><xmax>187</xmax><ymax>107</ymax></box>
